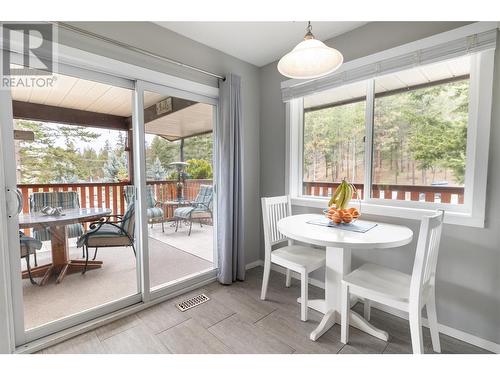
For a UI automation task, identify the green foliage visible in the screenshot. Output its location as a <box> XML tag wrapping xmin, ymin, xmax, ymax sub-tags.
<box><xmin>186</xmin><ymin>159</ymin><xmax>213</xmax><ymax>179</ymax></box>
<box><xmin>103</xmin><ymin>152</ymin><xmax>128</xmax><ymax>182</ymax></box>
<box><xmin>304</xmin><ymin>100</ymin><xmax>365</xmax><ymax>183</ymax></box>
<box><xmin>304</xmin><ymin>79</ymin><xmax>469</xmax><ymax>187</ymax></box>
<box><xmin>17</xmin><ymin>120</ymin><xmax>103</xmax><ymax>183</ymax></box>
<box><xmin>147</xmin><ymin>157</ymin><xmax>167</xmax><ymax>181</ymax></box>
<box><xmin>16</xmin><ymin>120</ymin><xmax>213</xmax><ymax>184</ymax></box>
<box><xmin>147</xmin><ymin>136</ymin><xmax>180</xmax><ymax>171</ymax></box>
<box><xmin>147</xmin><ymin>134</ymin><xmax>213</xmax><ymax>180</ymax></box>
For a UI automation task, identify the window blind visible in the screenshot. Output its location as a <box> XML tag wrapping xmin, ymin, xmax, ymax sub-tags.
<box><xmin>281</xmin><ymin>28</ymin><xmax>497</xmax><ymax>102</ymax></box>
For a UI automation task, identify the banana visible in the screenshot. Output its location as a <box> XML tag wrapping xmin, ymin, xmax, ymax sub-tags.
<box><xmin>328</xmin><ymin>183</ymin><xmax>342</xmax><ymax>207</ymax></box>
<box><xmin>341</xmin><ymin>182</ymin><xmax>352</xmax><ymax>209</ymax></box>
<box><xmin>336</xmin><ymin>180</ymin><xmax>347</xmax><ymax>209</ymax></box>
<box><xmin>329</xmin><ymin>178</ymin><xmax>358</xmax><ymax>210</ymax></box>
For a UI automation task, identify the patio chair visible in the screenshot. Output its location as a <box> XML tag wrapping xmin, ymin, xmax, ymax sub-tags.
<box><xmin>124</xmin><ymin>185</ymin><xmax>165</xmax><ymax>232</ymax></box>
<box><xmin>30</xmin><ymin>191</ymin><xmax>84</xmax><ymax>260</ymax></box>
<box><xmin>19</xmin><ymin>231</ymin><xmax>42</xmax><ymax>285</ymax></box>
<box><xmin>77</xmin><ymin>202</ymin><xmax>136</xmax><ymax>274</ymax></box>
<box><xmin>173</xmin><ymin>185</ymin><xmax>213</xmax><ymax>236</ymax></box>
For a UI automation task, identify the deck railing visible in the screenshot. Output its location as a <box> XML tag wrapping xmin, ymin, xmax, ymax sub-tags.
<box><xmin>303</xmin><ymin>181</ymin><xmax>464</xmax><ymax>204</ymax></box>
<box><xmin>17</xmin><ymin>179</ymin><xmax>213</xmax><ymax>219</ymax></box>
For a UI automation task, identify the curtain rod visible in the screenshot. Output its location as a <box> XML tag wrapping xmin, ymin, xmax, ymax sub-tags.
<box><xmin>55</xmin><ymin>22</ymin><xmax>226</xmax><ymax>81</ymax></box>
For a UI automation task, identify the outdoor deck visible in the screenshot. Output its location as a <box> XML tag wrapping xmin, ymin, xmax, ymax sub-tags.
<box><xmin>22</xmin><ymin>223</ymin><xmax>214</xmax><ymax>330</ymax></box>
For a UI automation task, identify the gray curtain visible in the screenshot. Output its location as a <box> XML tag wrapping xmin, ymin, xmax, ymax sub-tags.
<box><xmin>216</xmin><ymin>73</ymin><xmax>245</xmax><ymax>284</ymax></box>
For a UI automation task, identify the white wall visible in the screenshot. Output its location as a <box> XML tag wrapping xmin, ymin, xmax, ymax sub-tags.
<box><xmin>259</xmin><ymin>22</ymin><xmax>500</xmax><ymax>346</ymax></box>
<box><xmin>61</xmin><ymin>22</ymin><xmax>262</xmax><ymax>266</ymax></box>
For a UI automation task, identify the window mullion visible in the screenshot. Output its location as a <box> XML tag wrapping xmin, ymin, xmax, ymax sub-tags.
<box><xmin>363</xmin><ymin>79</ymin><xmax>375</xmax><ymax>200</ymax></box>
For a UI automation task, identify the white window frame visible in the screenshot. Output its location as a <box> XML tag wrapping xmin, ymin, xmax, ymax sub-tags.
<box><xmin>287</xmin><ymin>49</ymin><xmax>495</xmax><ymax>227</ymax></box>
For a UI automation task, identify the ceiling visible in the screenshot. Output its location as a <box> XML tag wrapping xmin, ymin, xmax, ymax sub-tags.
<box><xmin>155</xmin><ymin>22</ymin><xmax>367</xmax><ymax>67</ymax></box>
<box><xmin>11</xmin><ymin>68</ymin><xmax>214</xmax><ymax>140</ymax></box>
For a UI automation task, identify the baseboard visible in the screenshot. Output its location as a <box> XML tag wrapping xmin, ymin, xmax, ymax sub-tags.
<box><xmin>245</xmin><ymin>259</ymin><xmax>263</xmax><ymax>270</ymax></box>
<box><xmin>249</xmin><ymin>260</ymin><xmax>500</xmax><ymax>354</ymax></box>
<box><xmin>368</xmin><ymin>301</ymin><xmax>500</xmax><ymax>354</ymax></box>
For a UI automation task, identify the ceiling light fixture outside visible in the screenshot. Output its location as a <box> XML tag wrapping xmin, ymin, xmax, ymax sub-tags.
<box><xmin>278</xmin><ymin>22</ymin><xmax>344</xmax><ymax>80</ymax></box>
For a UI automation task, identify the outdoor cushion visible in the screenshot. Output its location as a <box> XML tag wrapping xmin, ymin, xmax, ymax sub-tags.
<box><xmin>19</xmin><ymin>232</ymin><xmax>42</xmax><ymax>258</ymax></box>
<box><xmin>30</xmin><ymin>191</ymin><xmax>84</xmax><ymax>242</ymax></box>
<box><xmin>173</xmin><ymin>185</ymin><xmax>213</xmax><ymax>220</ymax></box>
<box><xmin>173</xmin><ymin>206</ymin><xmax>195</xmax><ymax>219</ymax></box>
<box><xmin>77</xmin><ymin>203</ymin><xmax>135</xmax><ymax>248</ymax></box>
<box><xmin>145</xmin><ymin>186</ymin><xmax>156</xmax><ymax>208</ymax></box>
<box><xmin>86</xmin><ymin>234</ymin><xmax>131</xmax><ymax>247</ymax></box>
<box><xmin>124</xmin><ymin>185</ymin><xmax>163</xmax><ymax>224</ymax></box>
<box><xmin>147</xmin><ymin>207</ymin><xmax>164</xmax><ymax>219</ymax></box>
<box><xmin>33</xmin><ymin>223</ymin><xmax>83</xmax><ymax>242</ymax></box>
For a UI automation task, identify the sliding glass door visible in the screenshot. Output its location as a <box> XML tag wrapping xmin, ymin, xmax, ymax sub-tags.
<box><xmin>135</xmin><ymin>81</ymin><xmax>218</xmax><ymax>295</ymax></box>
<box><xmin>1</xmin><ymin>59</ymin><xmax>143</xmax><ymax>345</ymax></box>
<box><xmin>1</xmin><ymin>64</ymin><xmax>219</xmax><ymax>347</ymax></box>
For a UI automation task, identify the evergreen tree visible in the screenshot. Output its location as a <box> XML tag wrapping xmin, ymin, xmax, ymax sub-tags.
<box><xmin>147</xmin><ymin>157</ymin><xmax>167</xmax><ymax>180</ymax></box>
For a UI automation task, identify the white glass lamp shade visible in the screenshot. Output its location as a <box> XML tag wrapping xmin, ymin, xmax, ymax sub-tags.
<box><xmin>278</xmin><ymin>39</ymin><xmax>343</xmax><ymax>80</ymax></box>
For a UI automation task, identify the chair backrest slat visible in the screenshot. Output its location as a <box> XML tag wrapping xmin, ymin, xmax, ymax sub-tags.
<box><xmin>194</xmin><ymin>185</ymin><xmax>213</xmax><ymax>208</ymax></box>
<box><xmin>30</xmin><ymin>191</ymin><xmax>80</xmax><ymax>212</ymax></box>
<box><xmin>410</xmin><ymin>210</ymin><xmax>445</xmax><ymax>306</ymax></box>
<box><xmin>121</xmin><ymin>202</ymin><xmax>135</xmax><ymax>238</ymax></box>
<box><xmin>261</xmin><ymin>196</ymin><xmax>291</xmax><ymax>261</ymax></box>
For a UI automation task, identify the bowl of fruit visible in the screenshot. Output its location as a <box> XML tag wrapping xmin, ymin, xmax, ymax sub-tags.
<box><xmin>324</xmin><ymin>178</ymin><xmax>361</xmax><ymax>225</ymax></box>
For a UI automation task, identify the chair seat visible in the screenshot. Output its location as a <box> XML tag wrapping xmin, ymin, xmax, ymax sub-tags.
<box><xmin>147</xmin><ymin>207</ymin><xmax>164</xmax><ymax>224</ymax></box>
<box><xmin>78</xmin><ymin>223</ymin><xmax>131</xmax><ymax>247</ymax></box>
<box><xmin>271</xmin><ymin>245</ymin><xmax>325</xmax><ymax>272</ymax></box>
<box><xmin>343</xmin><ymin>263</ymin><xmax>411</xmax><ymax>302</ymax></box>
<box><xmin>147</xmin><ymin>207</ymin><xmax>164</xmax><ymax>219</ymax></box>
<box><xmin>19</xmin><ymin>234</ymin><xmax>42</xmax><ymax>258</ymax></box>
<box><xmin>174</xmin><ymin>206</ymin><xmax>195</xmax><ymax>219</ymax></box>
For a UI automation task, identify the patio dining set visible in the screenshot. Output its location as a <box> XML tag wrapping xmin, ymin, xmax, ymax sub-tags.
<box><xmin>18</xmin><ymin>184</ymin><xmax>213</xmax><ymax>286</ymax></box>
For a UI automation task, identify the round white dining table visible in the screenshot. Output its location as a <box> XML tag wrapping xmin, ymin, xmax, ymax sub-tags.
<box><xmin>277</xmin><ymin>213</ymin><xmax>413</xmax><ymax>341</ymax></box>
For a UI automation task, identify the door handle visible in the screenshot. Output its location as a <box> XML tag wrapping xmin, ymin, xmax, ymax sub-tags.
<box><xmin>15</xmin><ymin>188</ymin><xmax>23</xmax><ymax>214</ymax></box>
<box><xmin>6</xmin><ymin>187</ymin><xmax>22</xmax><ymax>217</ymax></box>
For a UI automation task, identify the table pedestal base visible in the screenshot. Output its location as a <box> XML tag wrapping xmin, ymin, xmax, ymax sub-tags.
<box><xmin>22</xmin><ymin>260</ymin><xmax>103</xmax><ymax>285</ymax></box>
<box><xmin>298</xmin><ymin>297</ymin><xmax>389</xmax><ymax>342</ymax></box>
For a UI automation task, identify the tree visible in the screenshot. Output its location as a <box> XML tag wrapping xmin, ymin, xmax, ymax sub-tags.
<box><xmin>102</xmin><ymin>152</ymin><xmax>128</xmax><ymax>182</ymax></box>
<box><xmin>148</xmin><ymin>136</ymin><xmax>180</xmax><ymax>170</ymax></box>
<box><xmin>186</xmin><ymin>159</ymin><xmax>213</xmax><ymax>179</ymax></box>
<box><xmin>16</xmin><ymin>120</ymin><xmax>101</xmax><ymax>183</ymax></box>
<box><xmin>147</xmin><ymin>157</ymin><xmax>167</xmax><ymax>180</ymax></box>
<box><xmin>183</xmin><ymin>133</ymin><xmax>213</xmax><ymax>163</ymax></box>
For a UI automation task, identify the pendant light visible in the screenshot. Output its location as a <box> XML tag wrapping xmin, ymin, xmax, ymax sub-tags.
<box><xmin>278</xmin><ymin>22</ymin><xmax>343</xmax><ymax>80</ymax></box>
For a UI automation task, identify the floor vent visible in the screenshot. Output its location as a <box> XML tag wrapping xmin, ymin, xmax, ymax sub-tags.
<box><xmin>176</xmin><ymin>293</ymin><xmax>210</xmax><ymax>312</ymax></box>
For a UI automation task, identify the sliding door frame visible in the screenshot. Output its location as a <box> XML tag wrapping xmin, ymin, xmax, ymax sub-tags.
<box><xmin>136</xmin><ymin>79</ymin><xmax>219</xmax><ymax>301</ymax></box>
<box><xmin>1</xmin><ymin>36</ymin><xmax>220</xmax><ymax>350</ymax></box>
<box><xmin>3</xmin><ymin>57</ymin><xmax>143</xmax><ymax>346</ymax></box>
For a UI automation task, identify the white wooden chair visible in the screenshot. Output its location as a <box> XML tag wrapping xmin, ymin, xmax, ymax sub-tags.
<box><xmin>340</xmin><ymin>210</ymin><xmax>445</xmax><ymax>354</ymax></box>
<box><xmin>261</xmin><ymin>195</ymin><xmax>325</xmax><ymax>321</ymax></box>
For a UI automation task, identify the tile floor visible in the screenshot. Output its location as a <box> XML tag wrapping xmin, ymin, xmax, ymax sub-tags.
<box><xmin>37</xmin><ymin>267</ymin><xmax>492</xmax><ymax>354</ymax></box>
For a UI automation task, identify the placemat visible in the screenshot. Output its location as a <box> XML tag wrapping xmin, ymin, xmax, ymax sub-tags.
<box><xmin>306</xmin><ymin>217</ymin><xmax>377</xmax><ymax>233</ymax></box>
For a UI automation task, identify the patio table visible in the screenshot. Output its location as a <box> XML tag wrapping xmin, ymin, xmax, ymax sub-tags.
<box><xmin>19</xmin><ymin>207</ymin><xmax>112</xmax><ymax>285</ymax></box>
